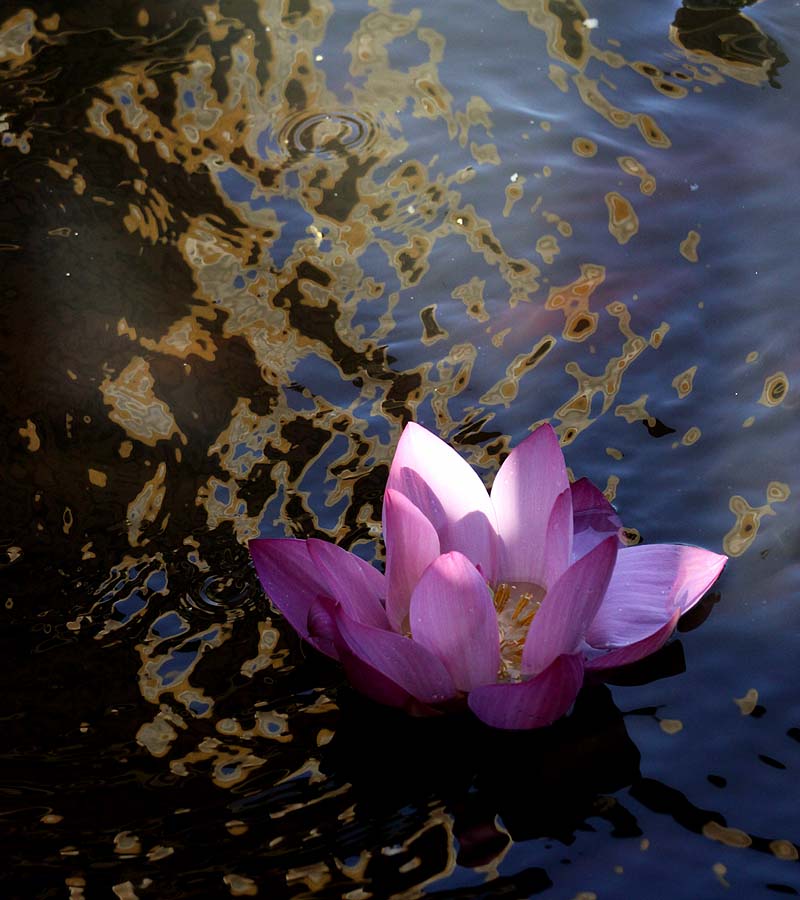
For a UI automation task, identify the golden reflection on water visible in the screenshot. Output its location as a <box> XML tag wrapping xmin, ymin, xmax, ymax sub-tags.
<box><xmin>679</xmin><ymin>229</ymin><xmax>701</xmax><ymax>263</ymax></box>
<box><xmin>723</xmin><ymin>482</ymin><xmax>791</xmax><ymax>558</ymax></box>
<box><xmin>1</xmin><ymin>1</ymin><xmax>795</xmax><ymax>895</ymax></box>
<box><xmin>734</xmin><ymin>687</ymin><xmax>759</xmax><ymax>716</ymax></box>
<box><xmin>672</xmin><ymin>365</ymin><xmax>697</xmax><ymax>399</ymax></box>
<box><xmin>759</xmin><ymin>371</ymin><xmax>788</xmax><ymax>408</ymax></box>
<box><xmin>604</xmin><ymin>191</ymin><xmax>639</xmax><ymax>245</ymax></box>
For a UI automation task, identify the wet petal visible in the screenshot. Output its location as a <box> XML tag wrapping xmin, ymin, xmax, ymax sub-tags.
<box><xmin>410</xmin><ymin>552</ymin><xmax>500</xmax><ymax>692</ymax></box>
<box><xmin>523</xmin><ymin>535</ymin><xmax>618</xmax><ymax>676</ymax></box>
<box><xmin>306</xmin><ymin>539</ymin><xmax>389</xmax><ymax>630</ymax></box>
<box><xmin>584</xmin><ymin>610</ymin><xmax>681</xmax><ymax>671</ymax></box>
<box><xmin>249</xmin><ymin>538</ymin><xmax>329</xmax><ymax>645</ymax></box>
<box><xmin>333</xmin><ymin>607</ymin><xmax>458</xmax><ymax>707</ymax></box>
<box><xmin>468</xmin><ymin>654</ymin><xmax>584</xmax><ymax>730</ymax></box>
<box><xmin>541</xmin><ymin>487</ymin><xmax>574</xmax><ymax>588</ymax></box>
<box><xmin>491</xmin><ymin>423</ymin><xmax>569</xmax><ymax>584</ymax></box>
<box><xmin>570</xmin><ymin>477</ymin><xmax>623</xmax><ymax>561</ymax></box>
<box><xmin>383</xmin><ymin>488</ymin><xmax>441</xmax><ymax>633</ymax></box>
<box><xmin>387</xmin><ymin>422</ymin><xmax>498</xmax><ymax>579</ymax></box>
<box><xmin>586</xmin><ymin>544</ymin><xmax>727</xmax><ymax>649</ymax></box>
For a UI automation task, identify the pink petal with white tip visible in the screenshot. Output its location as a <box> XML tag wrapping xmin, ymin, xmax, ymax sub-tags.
<box><xmin>541</xmin><ymin>487</ymin><xmax>574</xmax><ymax>589</ymax></box>
<box><xmin>491</xmin><ymin>424</ymin><xmax>570</xmax><ymax>585</ymax></box>
<box><xmin>387</xmin><ymin>422</ymin><xmax>498</xmax><ymax>580</ymax></box>
<box><xmin>383</xmin><ymin>488</ymin><xmax>441</xmax><ymax>633</ymax></box>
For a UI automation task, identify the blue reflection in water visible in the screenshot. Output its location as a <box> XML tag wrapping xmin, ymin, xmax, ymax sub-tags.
<box><xmin>146</xmin><ymin>571</ymin><xmax>167</xmax><ymax>593</ymax></box>
<box><xmin>151</xmin><ymin>612</ymin><xmax>187</xmax><ymax>640</ymax></box>
<box><xmin>157</xmin><ymin>650</ymin><xmax>197</xmax><ymax>687</ymax></box>
<box><xmin>266</xmin><ymin>196</ymin><xmax>315</xmax><ymax>268</ymax></box>
<box><xmin>217</xmin><ymin>167</ymin><xmax>257</xmax><ymax>204</ymax></box>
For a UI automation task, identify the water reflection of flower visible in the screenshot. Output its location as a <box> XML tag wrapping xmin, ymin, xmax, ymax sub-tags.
<box><xmin>250</xmin><ymin>423</ymin><xmax>726</xmax><ymax>729</ymax></box>
<box><xmin>323</xmin><ymin>681</ymin><xmax>644</xmax><ymax>878</ymax></box>
<box><xmin>672</xmin><ymin>0</ymin><xmax>789</xmax><ymax>89</ymax></box>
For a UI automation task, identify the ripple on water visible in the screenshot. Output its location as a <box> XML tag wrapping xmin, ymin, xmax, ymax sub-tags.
<box><xmin>273</xmin><ymin>108</ymin><xmax>380</xmax><ymax>162</ymax></box>
<box><xmin>184</xmin><ymin>572</ymin><xmax>256</xmax><ymax>616</ymax></box>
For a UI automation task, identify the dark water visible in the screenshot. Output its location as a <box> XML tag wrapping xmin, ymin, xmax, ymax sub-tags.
<box><xmin>1</xmin><ymin>1</ymin><xmax>798</xmax><ymax>897</ymax></box>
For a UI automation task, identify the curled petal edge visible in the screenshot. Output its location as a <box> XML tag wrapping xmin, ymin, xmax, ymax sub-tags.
<box><xmin>584</xmin><ymin>610</ymin><xmax>681</xmax><ymax>671</ymax></box>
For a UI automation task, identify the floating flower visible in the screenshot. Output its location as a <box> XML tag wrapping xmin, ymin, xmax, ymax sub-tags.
<box><xmin>250</xmin><ymin>423</ymin><xmax>726</xmax><ymax>730</ymax></box>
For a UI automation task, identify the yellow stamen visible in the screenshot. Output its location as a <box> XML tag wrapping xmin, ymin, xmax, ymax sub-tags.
<box><xmin>493</xmin><ymin>582</ymin><xmax>510</xmax><ymax>612</ymax></box>
<box><xmin>492</xmin><ymin>581</ymin><xmax>547</xmax><ymax>683</ymax></box>
<box><xmin>512</xmin><ymin>593</ymin><xmax>532</xmax><ymax>621</ymax></box>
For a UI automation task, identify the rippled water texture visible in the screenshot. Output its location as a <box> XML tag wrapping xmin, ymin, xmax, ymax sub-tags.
<box><xmin>1</xmin><ymin>1</ymin><xmax>798</xmax><ymax>897</ymax></box>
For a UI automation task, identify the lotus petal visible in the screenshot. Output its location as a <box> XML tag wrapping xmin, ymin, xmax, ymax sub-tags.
<box><xmin>541</xmin><ymin>487</ymin><xmax>574</xmax><ymax>589</ymax></box>
<box><xmin>570</xmin><ymin>476</ymin><xmax>623</xmax><ymax>560</ymax></box>
<box><xmin>333</xmin><ymin>606</ymin><xmax>458</xmax><ymax>707</ymax></box>
<box><xmin>387</xmin><ymin>422</ymin><xmax>498</xmax><ymax>579</ymax></box>
<box><xmin>305</xmin><ymin>594</ymin><xmax>344</xmax><ymax>659</ymax></box>
<box><xmin>491</xmin><ymin>424</ymin><xmax>569</xmax><ymax>584</ymax></box>
<box><xmin>250</xmin><ymin>422</ymin><xmax>727</xmax><ymax>732</ymax></box>
<box><xmin>468</xmin><ymin>654</ymin><xmax>584</xmax><ymax>730</ymax></box>
<box><xmin>303</xmin><ymin>596</ymin><xmax>414</xmax><ymax>708</ymax></box>
<box><xmin>306</xmin><ymin>538</ymin><xmax>389</xmax><ymax>630</ymax></box>
<box><xmin>585</xmin><ymin>610</ymin><xmax>681</xmax><ymax>670</ymax></box>
<box><xmin>383</xmin><ymin>489</ymin><xmax>441</xmax><ymax>633</ymax></box>
<box><xmin>409</xmin><ymin>552</ymin><xmax>500</xmax><ymax>692</ymax></box>
<box><xmin>586</xmin><ymin>544</ymin><xmax>727</xmax><ymax>649</ymax></box>
<box><xmin>336</xmin><ymin>638</ymin><xmax>426</xmax><ymax>711</ymax></box>
<box><xmin>523</xmin><ymin>535</ymin><xmax>618</xmax><ymax>676</ymax></box>
<box><xmin>250</xmin><ymin>538</ymin><xmax>334</xmax><ymax>653</ymax></box>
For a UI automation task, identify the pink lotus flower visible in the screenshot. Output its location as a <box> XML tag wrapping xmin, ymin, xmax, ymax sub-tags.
<box><xmin>250</xmin><ymin>423</ymin><xmax>726</xmax><ymax>730</ymax></box>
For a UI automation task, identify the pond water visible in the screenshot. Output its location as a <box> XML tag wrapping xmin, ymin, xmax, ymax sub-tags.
<box><xmin>1</xmin><ymin>0</ymin><xmax>798</xmax><ymax>897</ymax></box>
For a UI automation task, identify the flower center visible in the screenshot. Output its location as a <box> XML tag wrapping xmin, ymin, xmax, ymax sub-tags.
<box><xmin>493</xmin><ymin>581</ymin><xmax>546</xmax><ymax>682</ymax></box>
